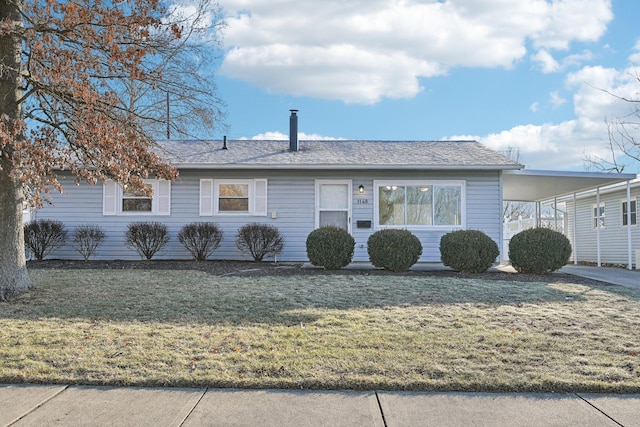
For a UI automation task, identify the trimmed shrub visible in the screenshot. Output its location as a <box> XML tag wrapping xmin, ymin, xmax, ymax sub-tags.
<box><xmin>125</xmin><ymin>222</ymin><xmax>169</xmax><ymax>260</ymax></box>
<box><xmin>236</xmin><ymin>223</ymin><xmax>284</xmax><ymax>262</ymax></box>
<box><xmin>367</xmin><ymin>229</ymin><xmax>422</xmax><ymax>272</ymax></box>
<box><xmin>24</xmin><ymin>220</ymin><xmax>68</xmax><ymax>261</ymax></box>
<box><xmin>306</xmin><ymin>226</ymin><xmax>355</xmax><ymax>270</ymax></box>
<box><xmin>178</xmin><ymin>222</ymin><xmax>223</xmax><ymax>261</ymax></box>
<box><xmin>509</xmin><ymin>227</ymin><xmax>571</xmax><ymax>274</ymax></box>
<box><xmin>73</xmin><ymin>225</ymin><xmax>106</xmax><ymax>261</ymax></box>
<box><xmin>440</xmin><ymin>230</ymin><xmax>499</xmax><ymax>273</ymax></box>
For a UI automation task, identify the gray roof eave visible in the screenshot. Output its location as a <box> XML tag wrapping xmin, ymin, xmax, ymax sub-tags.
<box><xmin>172</xmin><ymin>163</ymin><xmax>524</xmax><ymax>171</ymax></box>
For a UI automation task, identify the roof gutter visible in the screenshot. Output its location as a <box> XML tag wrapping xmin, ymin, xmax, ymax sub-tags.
<box><xmin>171</xmin><ymin>163</ymin><xmax>524</xmax><ymax>171</ymax></box>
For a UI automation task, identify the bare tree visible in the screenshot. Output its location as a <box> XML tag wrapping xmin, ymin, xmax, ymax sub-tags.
<box><xmin>113</xmin><ymin>0</ymin><xmax>227</xmax><ymax>140</ymax></box>
<box><xmin>585</xmin><ymin>70</ymin><xmax>640</xmax><ymax>173</ymax></box>
<box><xmin>500</xmin><ymin>146</ymin><xmax>534</xmax><ymax>221</ymax></box>
<box><xmin>0</xmin><ymin>0</ymin><xmax>224</xmax><ymax>300</ymax></box>
<box><xmin>584</xmin><ymin>117</ymin><xmax>638</xmax><ymax>173</ymax></box>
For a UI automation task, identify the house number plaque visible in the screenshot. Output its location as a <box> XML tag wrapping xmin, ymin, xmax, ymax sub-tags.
<box><xmin>356</xmin><ymin>199</ymin><xmax>369</xmax><ymax>204</ymax></box>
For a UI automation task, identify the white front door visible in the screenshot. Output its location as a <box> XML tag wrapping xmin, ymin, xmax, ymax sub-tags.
<box><xmin>316</xmin><ymin>180</ymin><xmax>351</xmax><ymax>232</ymax></box>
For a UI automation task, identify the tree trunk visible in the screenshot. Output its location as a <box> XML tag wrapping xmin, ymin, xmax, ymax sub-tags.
<box><xmin>0</xmin><ymin>169</ymin><xmax>31</xmax><ymax>301</ymax></box>
<box><xmin>0</xmin><ymin>0</ymin><xmax>32</xmax><ymax>301</ymax></box>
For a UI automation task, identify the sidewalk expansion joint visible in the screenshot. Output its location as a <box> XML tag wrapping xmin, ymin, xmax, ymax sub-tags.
<box><xmin>575</xmin><ymin>393</ymin><xmax>624</xmax><ymax>427</ymax></box>
<box><xmin>374</xmin><ymin>391</ymin><xmax>388</xmax><ymax>427</ymax></box>
<box><xmin>178</xmin><ymin>387</ymin><xmax>208</xmax><ymax>427</ymax></box>
<box><xmin>9</xmin><ymin>384</ymin><xmax>70</xmax><ymax>426</ymax></box>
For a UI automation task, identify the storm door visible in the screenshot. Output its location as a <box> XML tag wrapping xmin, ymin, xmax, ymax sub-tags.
<box><xmin>315</xmin><ymin>180</ymin><xmax>352</xmax><ymax>232</ymax></box>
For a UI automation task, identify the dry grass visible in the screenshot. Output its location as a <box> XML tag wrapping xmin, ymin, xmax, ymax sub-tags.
<box><xmin>1</xmin><ymin>268</ymin><xmax>639</xmax><ymax>392</ymax></box>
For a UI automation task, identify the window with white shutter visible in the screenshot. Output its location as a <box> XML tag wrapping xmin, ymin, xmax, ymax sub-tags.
<box><xmin>103</xmin><ymin>179</ymin><xmax>171</xmax><ymax>216</ymax></box>
<box><xmin>200</xmin><ymin>178</ymin><xmax>268</xmax><ymax>216</ymax></box>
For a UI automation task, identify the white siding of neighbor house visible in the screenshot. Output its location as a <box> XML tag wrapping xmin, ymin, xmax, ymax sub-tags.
<box><xmin>566</xmin><ymin>185</ymin><xmax>639</xmax><ymax>266</ymax></box>
<box><xmin>33</xmin><ymin>169</ymin><xmax>503</xmax><ymax>263</ymax></box>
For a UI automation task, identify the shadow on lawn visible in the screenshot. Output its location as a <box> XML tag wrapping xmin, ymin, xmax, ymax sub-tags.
<box><xmin>5</xmin><ymin>261</ymin><xmax>638</xmax><ymax>325</ymax></box>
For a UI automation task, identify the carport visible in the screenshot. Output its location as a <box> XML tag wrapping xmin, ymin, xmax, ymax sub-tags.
<box><xmin>502</xmin><ymin>169</ymin><xmax>637</xmax><ymax>269</ymax></box>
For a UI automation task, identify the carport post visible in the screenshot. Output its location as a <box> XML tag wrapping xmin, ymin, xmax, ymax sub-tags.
<box><xmin>596</xmin><ymin>187</ymin><xmax>601</xmax><ymax>267</ymax></box>
<box><xmin>573</xmin><ymin>193</ymin><xmax>578</xmax><ymax>265</ymax></box>
<box><xmin>627</xmin><ymin>180</ymin><xmax>633</xmax><ymax>270</ymax></box>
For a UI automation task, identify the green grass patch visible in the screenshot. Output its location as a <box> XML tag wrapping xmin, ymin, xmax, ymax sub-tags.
<box><xmin>1</xmin><ymin>269</ymin><xmax>639</xmax><ymax>392</ymax></box>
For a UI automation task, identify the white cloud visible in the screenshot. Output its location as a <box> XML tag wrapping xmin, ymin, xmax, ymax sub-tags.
<box><xmin>473</xmin><ymin>57</ymin><xmax>640</xmax><ymax>171</ymax></box>
<box><xmin>627</xmin><ymin>39</ymin><xmax>640</xmax><ymax>65</ymax></box>
<box><xmin>242</xmin><ymin>131</ymin><xmax>345</xmax><ymax>140</ymax></box>
<box><xmin>219</xmin><ymin>0</ymin><xmax>613</xmax><ymax>104</ymax></box>
<box><xmin>532</xmin><ymin>49</ymin><xmax>594</xmax><ymax>74</ymax></box>
<box><xmin>530</xmin><ymin>0</ymin><xmax>613</xmax><ymax>50</ymax></box>
<box><xmin>529</xmin><ymin>102</ymin><xmax>539</xmax><ymax>113</ymax></box>
<box><xmin>549</xmin><ymin>91</ymin><xmax>567</xmax><ymax>108</ymax></box>
<box><xmin>531</xmin><ymin>50</ymin><xmax>561</xmax><ymax>73</ymax></box>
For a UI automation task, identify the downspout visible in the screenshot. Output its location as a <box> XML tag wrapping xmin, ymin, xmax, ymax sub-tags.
<box><xmin>627</xmin><ymin>180</ymin><xmax>633</xmax><ymax>270</ymax></box>
<box><xmin>596</xmin><ymin>187</ymin><xmax>601</xmax><ymax>267</ymax></box>
<box><xmin>499</xmin><ymin>171</ymin><xmax>505</xmax><ymax>263</ymax></box>
<box><xmin>573</xmin><ymin>192</ymin><xmax>578</xmax><ymax>265</ymax></box>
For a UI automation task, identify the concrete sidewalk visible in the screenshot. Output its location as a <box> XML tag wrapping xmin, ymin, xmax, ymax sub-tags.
<box><xmin>2</xmin><ymin>384</ymin><xmax>640</xmax><ymax>427</ymax></box>
<box><xmin>330</xmin><ymin>262</ymin><xmax>640</xmax><ymax>290</ymax></box>
<box><xmin>559</xmin><ymin>265</ymin><xmax>640</xmax><ymax>289</ymax></box>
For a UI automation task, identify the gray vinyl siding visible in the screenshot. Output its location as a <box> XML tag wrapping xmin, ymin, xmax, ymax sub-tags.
<box><xmin>566</xmin><ymin>186</ymin><xmax>639</xmax><ymax>267</ymax></box>
<box><xmin>33</xmin><ymin>169</ymin><xmax>503</xmax><ymax>263</ymax></box>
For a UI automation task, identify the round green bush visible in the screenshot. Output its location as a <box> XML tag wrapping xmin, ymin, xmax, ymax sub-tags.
<box><xmin>509</xmin><ymin>227</ymin><xmax>571</xmax><ymax>274</ymax></box>
<box><xmin>367</xmin><ymin>229</ymin><xmax>422</xmax><ymax>272</ymax></box>
<box><xmin>439</xmin><ymin>230</ymin><xmax>499</xmax><ymax>273</ymax></box>
<box><xmin>306</xmin><ymin>226</ymin><xmax>355</xmax><ymax>270</ymax></box>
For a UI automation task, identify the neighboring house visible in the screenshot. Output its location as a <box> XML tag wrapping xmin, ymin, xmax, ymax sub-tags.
<box><xmin>500</xmin><ymin>169</ymin><xmax>638</xmax><ymax>269</ymax></box>
<box><xmin>23</xmin><ymin>204</ymin><xmax>32</xmax><ymax>225</ymax></box>
<box><xmin>32</xmin><ymin>112</ymin><xmax>525</xmax><ymax>262</ymax></box>
<box><xmin>564</xmin><ymin>179</ymin><xmax>640</xmax><ymax>268</ymax></box>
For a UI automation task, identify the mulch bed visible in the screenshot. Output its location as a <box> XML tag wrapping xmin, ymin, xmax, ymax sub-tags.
<box><xmin>27</xmin><ymin>259</ymin><xmax>610</xmax><ymax>286</ymax></box>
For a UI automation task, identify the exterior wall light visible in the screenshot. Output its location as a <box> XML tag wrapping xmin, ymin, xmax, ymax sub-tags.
<box><xmin>358</xmin><ymin>185</ymin><xmax>365</xmax><ymax>194</ymax></box>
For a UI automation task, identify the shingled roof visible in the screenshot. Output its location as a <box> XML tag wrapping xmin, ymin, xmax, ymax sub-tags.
<box><xmin>156</xmin><ymin>140</ymin><xmax>522</xmax><ymax>171</ymax></box>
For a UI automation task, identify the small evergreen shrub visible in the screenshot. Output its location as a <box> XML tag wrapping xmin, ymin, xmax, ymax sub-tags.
<box><xmin>73</xmin><ymin>225</ymin><xmax>106</xmax><ymax>261</ymax></box>
<box><xmin>509</xmin><ymin>227</ymin><xmax>571</xmax><ymax>274</ymax></box>
<box><xmin>306</xmin><ymin>226</ymin><xmax>355</xmax><ymax>270</ymax></box>
<box><xmin>24</xmin><ymin>219</ymin><xmax>68</xmax><ymax>261</ymax></box>
<box><xmin>125</xmin><ymin>222</ymin><xmax>169</xmax><ymax>260</ymax></box>
<box><xmin>440</xmin><ymin>230</ymin><xmax>499</xmax><ymax>273</ymax></box>
<box><xmin>367</xmin><ymin>229</ymin><xmax>422</xmax><ymax>272</ymax></box>
<box><xmin>178</xmin><ymin>222</ymin><xmax>223</xmax><ymax>261</ymax></box>
<box><xmin>236</xmin><ymin>223</ymin><xmax>284</xmax><ymax>262</ymax></box>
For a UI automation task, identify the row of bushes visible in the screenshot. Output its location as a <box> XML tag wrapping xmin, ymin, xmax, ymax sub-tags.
<box><xmin>23</xmin><ymin>220</ymin><xmax>284</xmax><ymax>262</ymax></box>
<box><xmin>307</xmin><ymin>226</ymin><xmax>571</xmax><ymax>274</ymax></box>
<box><xmin>25</xmin><ymin>220</ymin><xmax>572</xmax><ymax>274</ymax></box>
<box><xmin>306</xmin><ymin>227</ymin><xmax>423</xmax><ymax>272</ymax></box>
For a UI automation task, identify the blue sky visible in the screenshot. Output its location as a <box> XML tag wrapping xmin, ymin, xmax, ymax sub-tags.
<box><xmin>209</xmin><ymin>0</ymin><xmax>640</xmax><ymax>172</ymax></box>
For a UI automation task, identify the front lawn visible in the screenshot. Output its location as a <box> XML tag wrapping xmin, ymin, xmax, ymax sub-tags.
<box><xmin>1</xmin><ymin>267</ymin><xmax>639</xmax><ymax>392</ymax></box>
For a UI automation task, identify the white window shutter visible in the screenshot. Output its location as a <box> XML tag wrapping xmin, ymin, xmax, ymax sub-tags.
<box><xmin>254</xmin><ymin>179</ymin><xmax>268</xmax><ymax>216</ymax></box>
<box><xmin>103</xmin><ymin>181</ymin><xmax>118</xmax><ymax>215</ymax></box>
<box><xmin>200</xmin><ymin>179</ymin><xmax>214</xmax><ymax>216</ymax></box>
<box><xmin>157</xmin><ymin>180</ymin><xmax>171</xmax><ymax>215</ymax></box>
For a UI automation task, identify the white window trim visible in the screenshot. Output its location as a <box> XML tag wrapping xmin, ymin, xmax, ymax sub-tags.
<box><xmin>200</xmin><ymin>179</ymin><xmax>268</xmax><ymax>217</ymax></box>
<box><xmin>103</xmin><ymin>179</ymin><xmax>171</xmax><ymax>216</ymax></box>
<box><xmin>621</xmin><ymin>197</ymin><xmax>637</xmax><ymax>227</ymax></box>
<box><xmin>592</xmin><ymin>203</ymin><xmax>606</xmax><ymax>229</ymax></box>
<box><xmin>373</xmin><ymin>180</ymin><xmax>466</xmax><ymax>230</ymax></box>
